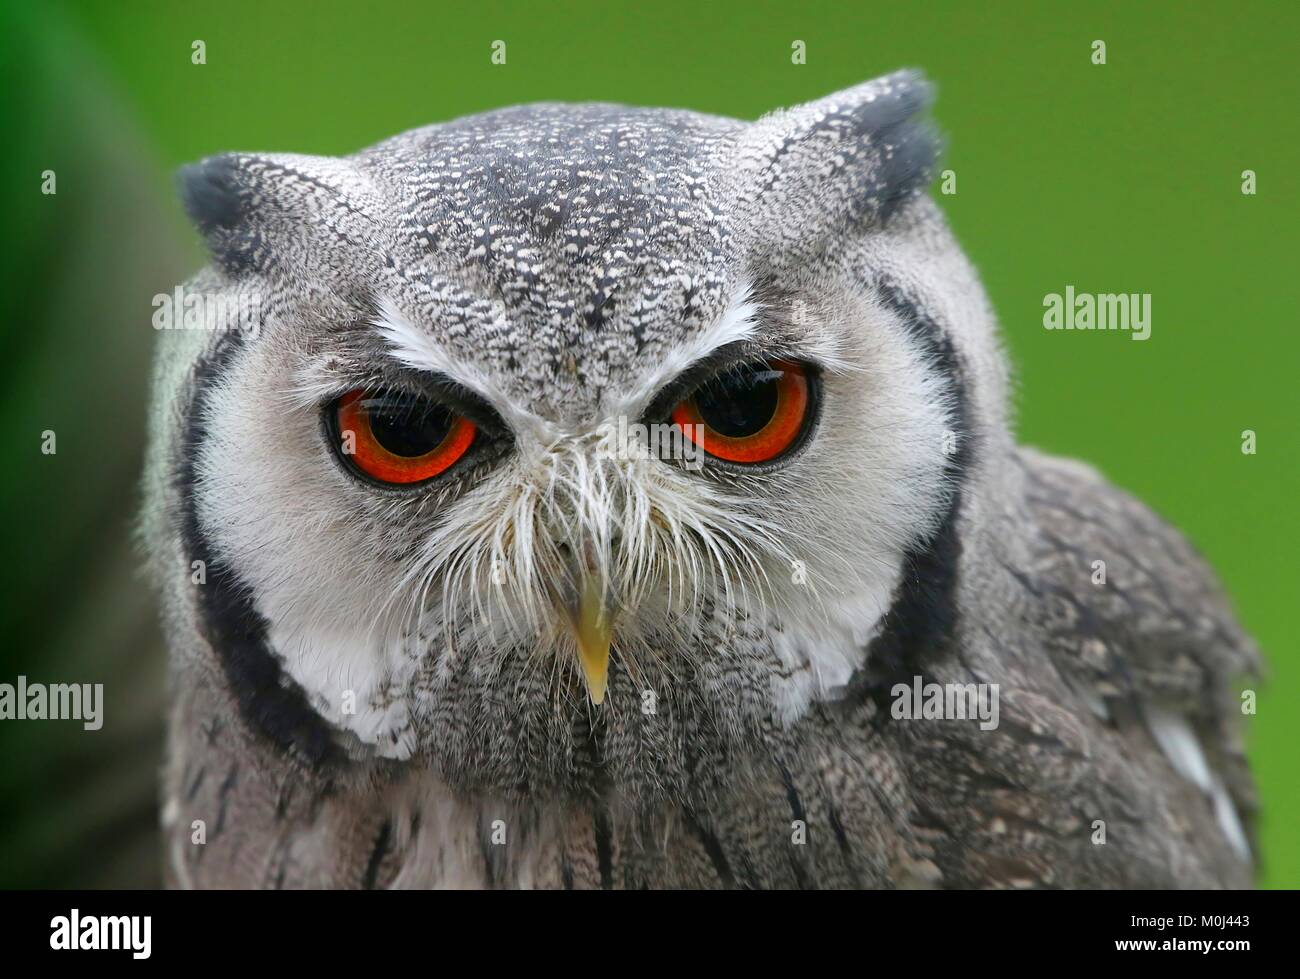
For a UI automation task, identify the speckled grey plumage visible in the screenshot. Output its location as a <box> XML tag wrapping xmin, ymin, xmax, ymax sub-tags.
<box><xmin>145</xmin><ymin>71</ymin><xmax>1259</xmax><ymax>889</ymax></box>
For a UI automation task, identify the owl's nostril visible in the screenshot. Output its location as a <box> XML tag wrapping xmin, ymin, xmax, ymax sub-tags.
<box><xmin>550</xmin><ymin>535</ymin><xmax>623</xmax><ymax>601</ymax></box>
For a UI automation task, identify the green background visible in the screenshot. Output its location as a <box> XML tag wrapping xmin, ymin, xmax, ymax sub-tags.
<box><xmin>2</xmin><ymin>0</ymin><xmax>1294</xmax><ymax>886</ymax></box>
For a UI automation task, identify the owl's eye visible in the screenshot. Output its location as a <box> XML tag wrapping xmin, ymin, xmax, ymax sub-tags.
<box><xmin>671</xmin><ymin>360</ymin><xmax>813</xmax><ymax>464</ymax></box>
<box><xmin>332</xmin><ymin>389</ymin><xmax>476</xmax><ymax>485</ymax></box>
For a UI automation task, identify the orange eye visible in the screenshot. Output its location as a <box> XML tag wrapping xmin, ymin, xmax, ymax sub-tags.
<box><xmin>671</xmin><ymin>360</ymin><xmax>813</xmax><ymax>464</ymax></box>
<box><xmin>333</xmin><ymin>389</ymin><xmax>476</xmax><ymax>485</ymax></box>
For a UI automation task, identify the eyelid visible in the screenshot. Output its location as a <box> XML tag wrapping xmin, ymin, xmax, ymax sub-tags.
<box><xmin>325</xmin><ymin>375</ymin><xmax>509</xmax><ymax>439</ymax></box>
<box><xmin>644</xmin><ymin>348</ymin><xmax>818</xmax><ymax>423</ymax></box>
<box><xmin>424</xmin><ymin>385</ymin><xmax>510</xmax><ymax>438</ymax></box>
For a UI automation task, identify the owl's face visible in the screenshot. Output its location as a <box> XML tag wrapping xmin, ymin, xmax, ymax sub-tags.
<box><xmin>161</xmin><ymin>72</ymin><xmax>1002</xmax><ymax>804</ymax></box>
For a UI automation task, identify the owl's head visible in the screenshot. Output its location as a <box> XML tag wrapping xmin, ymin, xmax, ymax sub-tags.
<box><xmin>149</xmin><ymin>70</ymin><xmax>1010</xmax><ymax>803</ymax></box>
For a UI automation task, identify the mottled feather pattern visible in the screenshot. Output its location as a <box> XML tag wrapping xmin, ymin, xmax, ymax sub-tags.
<box><xmin>146</xmin><ymin>70</ymin><xmax>1259</xmax><ymax>888</ymax></box>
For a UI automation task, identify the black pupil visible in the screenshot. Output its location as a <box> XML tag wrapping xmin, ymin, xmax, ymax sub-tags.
<box><xmin>362</xmin><ymin>395</ymin><xmax>453</xmax><ymax>457</ymax></box>
<box><xmin>694</xmin><ymin>365</ymin><xmax>782</xmax><ymax>438</ymax></box>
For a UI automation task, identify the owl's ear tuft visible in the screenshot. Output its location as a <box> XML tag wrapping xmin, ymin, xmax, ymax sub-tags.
<box><xmin>736</xmin><ymin>70</ymin><xmax>942</xmax><ymax>251</ymax></box>
<box><xmin>177</xmin><ymin>154</ymin><xmax>251</xmax><ymax>235</ymax></box>
<box><xmin>176</xmin><ymin>153</ymin><xmax>278</xmax><ymax>276</ymax></box>
<box><xmin>176</xmin><ymin>151</ymin><xmax>373</xmax><ymax>276</ymax></box>
<box><xmin>847</xmin><ymin>71</ymin><xmax>941</xmax><ymax>220</ymax></box>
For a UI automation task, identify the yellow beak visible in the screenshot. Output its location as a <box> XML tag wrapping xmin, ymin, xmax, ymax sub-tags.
<box><xmin>571</xmin><ymin>576</ymin><xmax>614</xmax><ymax>705</ymax></box>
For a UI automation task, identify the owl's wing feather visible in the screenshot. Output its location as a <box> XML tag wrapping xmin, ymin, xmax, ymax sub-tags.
<box><xmin>1012</xmin><ymin>447</ymin><xmax>1260</xmax><ymax>859</ymax></box>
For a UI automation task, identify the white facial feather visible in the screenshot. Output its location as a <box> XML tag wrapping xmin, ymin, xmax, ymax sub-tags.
<box><xmin>192</xmin><ymin>259</ymin><xmax>955</xmax><ymax>755</ymax></box>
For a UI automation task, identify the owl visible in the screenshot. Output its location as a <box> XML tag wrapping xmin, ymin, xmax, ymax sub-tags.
<box><xmin>144</xmin><ymin>70</ymin><xmax>1259</xmax><ymax>888</ymax></box>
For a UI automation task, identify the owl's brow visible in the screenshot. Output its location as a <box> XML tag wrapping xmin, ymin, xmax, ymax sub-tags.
<box><xmin>371</xmin><ymin>296</ymin><xmax>559</xmax><ymax>439</ymax></box>
<box><xmin>367</xmin><ymin>281</ymin><xmax>821</xmax><ymax>435</ymax></box>
<box><xmin>606</xmin><ymin>280</ymin><xmax>761</xmax><ymax>419</ymax></box>
<box><xmin>370</xmin><ymin>286</ymin><xmax>766</xmax><ymax>434</ymax></box>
